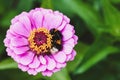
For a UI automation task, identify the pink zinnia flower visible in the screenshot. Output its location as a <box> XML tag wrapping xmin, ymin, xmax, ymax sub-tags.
<box><xmin>3</xmin><ymin>8</ymin><xmax>78</xmax><ymax>76</ymax></box>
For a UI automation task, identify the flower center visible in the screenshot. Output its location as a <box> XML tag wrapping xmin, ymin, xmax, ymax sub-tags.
<box><xmin>28</xmin><ymin>28</ymin><xmax>52</xmax><ymax>55</ymax></box>
<box><xmin>34</xmin><ymin>32</ymin><xmax>47</xmax><ymax>46</ymax></box>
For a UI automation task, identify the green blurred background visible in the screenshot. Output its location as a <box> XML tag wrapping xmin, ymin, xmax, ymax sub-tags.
<box><xmin>0</xmin><ymin>0</ymin><xmax>120</xmax><ymax>80</ymax></box>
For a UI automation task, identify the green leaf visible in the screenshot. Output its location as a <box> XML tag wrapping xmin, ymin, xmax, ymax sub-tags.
<box><xmin>1</xmin><ymin>10</ymin><xmax>17</xmax><ymax>27</ymax></box>
<box><xmin>61</xmin><ymin>0</ymin><xmax>104</xmax><ymax>37</ymax></box>
<box><xmin>74</xmin><ymin>34</ymin><xmax>119</xmax><ymax>74</ymax></box>
<box><xmin>0</xmin><ymin>35</ymin><xmax>5</xmax><ymax>54</ymax></box>
<box><xmin>45</xmin><ymin>68</ymin><xmax>71</xmax><ymax>80</ymax></box>
<box><xmin>52</xmin><ymin>0</ymin><xmax>74</xmax><ymax>17</ymax></box>
<box><xmin>101</xmin><ymin>0</ymin><xmax>120</xmax><ymax>37</ymax></box>
<box><xmin>74</xmin><ymin>46</ymin><xmax>119</xmax><ymax>74</ymax></box>
<box><xmin>67</xmin><ymin>42</ymin><xmax>89</xmax><ymax>72</ymax></box>
<box><xmin>0</xmin><ymin>44</ymin><xmax>4</xmax><ymax>54</ymax></box>
<box><xmin>0</xmin><ymin>58</ymin><xmax>17</xmax><ymax>70</ymax></box>
<box><xmin>0</xmin><ymin>69</ymin><xmax>43</xmax><ymax>80</ymax></box>
<box><xmin>111</xmin><ymin>0</ymin><xmax>120</xmax><ymax>3</ymax></box>
<box><xmin>0</xmin><ymin>2</ymin><xmax>4</xmax><ymax>14</ymax></box>
<box><xmin>41</xmin><ymin>0</ymin><xmax>53</xmax><ymax>9</ymax></box>
<box><xmin>17</xmin><ymin>0</ymin><xmax>33</xmax><ymax>12</ymax></box>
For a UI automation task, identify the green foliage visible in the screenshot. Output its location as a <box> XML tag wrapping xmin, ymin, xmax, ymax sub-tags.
<box><xmin>0</xmin><ymin>58</ymin><xmax>17</xmax><ymax>69</ymax></box>
<box><xmin>0</xmin><ymin>0</ymin><xmax>120</xmax><ymax>80</ymax></box>
<box><xmin>41</xmin><ymin>0</ymin><xmax>53</xmax><ymax>9</ymax></box>
<box><xmin>48</xmin><ymin>68</ymin><xmax>71</xmax><ymax>80</ymax></box>
<box><xmin>101</xmin><ymin>0</ymin><xmax>120</xmax><ymax>37</ymax></box>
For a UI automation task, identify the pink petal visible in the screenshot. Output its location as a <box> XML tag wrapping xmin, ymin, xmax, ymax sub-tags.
<box><xmin>54</xmin><ymin>11</ymin><xmax>63</xmax><ymax>16</ymax></box>
<box><xmin>43</xmin><ymin>13</ymin><xmax>63</xmax><ymax>29</ymax></box>
<box><xmin>6</xmin><ymin>48</ymin><xmax>15</xmax><ymax>57</ymax></box>
<box><xmin>46</xmin><ymin>56</ymin><xmax>56</xmax><ymax>70</ymax></box>
<box><xmin>52</xmin><ymin>68</ymin><xmax>60</xmax><ymax>73</ymax></box>
<box><xmin>34</xmin><ymin>8</ymin><xmax>41</xmax><ymax>11</ymax></box>
<box><xmin>11</xmin><ymin>37</ymin><xmax>28</xmax><ymax>47</ymax></box>
<box><xmin>53</xmin><ymin>51</ymin><xmax>66</xmax><ymax>63</ymax></box>
<box><xmin>10</xmin><ymin>22</ymin><xmax>29</xmax><ymax>37</ymax></box>
<box><xmin>73</xmin><ymin>35</ymin><xmax>78</xmax><ymax>45</ymax></box>
<box><xmin>39</xmin><ymin>55</ymin><xmax>46</xmax><ymax>64</ymax></box>
<box><xmin>42</xmin><ymin>71</ymin><xmax>53</xmax><ymax>77</ymax></box>
<box><xmin>11</xmin><ymin>16</ymin><xmax>19</xmax><ymax>24</ymax></box>
<box><xmin>36</xmin><ymin>65</ymin><xmax>47</xmax><ymax>72</ymax></box>
<box><xmin>57</xmin><ymin>20</ymin><xmax>67</xmax><ymax>31</ymax></box>
<box><xmin>3</xmin><ymin>38</ymin><xmax>10</xmax><ymax>47</ymax></box>
<box><xmin>40</xmin><ymin>8</ymin><xmax>53</xmax><ymax>15</ymax></box>
<box><xmin>9</xmin><ymin>42</ymin><xmax>15</xmax><ymax>50</ymax></box>
<box><xmin>19</xmin><ymin>16</ymin><xmax>32</xmax><ymax>31</ymax></box>
<box><xmin>19</xmin><ymin>51</ymin><xmax>34</xmax><ymax>65</ymax></box>
<box><xmin>11</xmin><ymin>53</ymin><xmax>21</xmax><ymax>63</ymax></box>
<box><xmin>32</xmin><ymin>11</ymin><xmax>43</xmax><ymax>28</ymax></box>
<box><xmin>64</xmin><ymin>38</ymin><xmax>75</xmax><ymax>47</ymax></box>
<box><xmin>28</xmin><ymin>69</ymin><xmax>37</xmax><ymax>75</ymax></box>
<box><xmin>62</xmin><ymin>24</ymin><xmax>74</xmax><ymax>41</ymax></box>
<box><xmin>11</xmin><ymin>12</ymin><xmax>28</xmax><ymax>25</ymax></box>
<box><xmin>19</xmin><ymin>12</ymin><xmax>28</xmax><ymax>17</ymax></box>
<box><xmin>66</xmin><ymin>54</ymin><xmax>72</xmax><ymax>61</ymax></box>
<box><xmin>6</xmin><ymin>30</ymin><xmax>15</xmax><ymax>38</ymax></box>
<box><xmin>29</xmin><ymin>56</ymin><xmax>40</xmax><ymax>68</ymax></box>
<box><xmin>56</xmin><ymin>63</ymin><xmax>66</xmax><ymax>68</ymax></box>
<box><xmin>63</xmin><ymin>44</ymin><xmax>73</xmax><ymax>54</ymax></box>
<box><xmin>28</xmin><ymin>10</ymin><xmax>36</xmax><ymax>29</ymax></box>
<box><xmin>13</xmin><ymin>46</ymin><xmax>29</xmax><ymax>55</ymax></box>
<box><xmin>18</xmin><ymin>64</ymin><xmax>29</xmax><ymax>71</ymax></box>
<box><xmin>63</xmin><ymin>15</ymin><xmax>70</xmax><ymax>23</ymax></box>
<box><xmin>70</xmin><ymin>50</ymin><xmax>77</xmax><ymax>61</ymax></box>
<box><xmin>6</xmin><ymin>48</ymin><xmax>21</xmax><ymax>63</ymax></box>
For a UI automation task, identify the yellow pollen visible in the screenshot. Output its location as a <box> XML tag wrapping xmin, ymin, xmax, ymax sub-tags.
<box><xmin>28</xmin><ymin>28</ymin><xmax>52</xmax><ymax>55</ymax></box>
<box><xmin>56</xmin><ymin>40</ymin><xmax>61</xmax><ymax>45</ymax></box>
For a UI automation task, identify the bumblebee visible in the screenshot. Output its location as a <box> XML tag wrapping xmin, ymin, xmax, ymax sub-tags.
<box><xmin>50</xmin><ymin>28</ymin><xmax>63</xmax><ymax>53</ymax></box>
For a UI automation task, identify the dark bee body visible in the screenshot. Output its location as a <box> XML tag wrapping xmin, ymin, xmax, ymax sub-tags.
<box><xmin>50</xmin><ymin>28</ymin><xmax>63</xmax><ymax>53</ymax></box>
